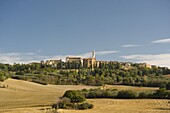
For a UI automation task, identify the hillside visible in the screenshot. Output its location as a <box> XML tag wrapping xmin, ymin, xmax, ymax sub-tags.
<box><xmin>1</xmin><ymin>62</ymin><xmax>170</xmax><ymax>87</ymax></box>
<box><xmin>0</xmin><ymin>79</ymin><xmax>97</xmax><ymax>113</ymax></box>
<box><xmin>0</xmin><ymin>79</ymin><xmax>169</xmax><ymax>113</ymax></box>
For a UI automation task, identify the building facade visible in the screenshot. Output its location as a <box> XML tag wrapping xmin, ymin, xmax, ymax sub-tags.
<box><xmin>83</xmin><ymin>58</ymin><xmax>96</xmax><ymax>69</ymax></box>
<box><xmin>66</xmin><ymin>57</ymin><xmax>83</xmax><ymax>65</ymax></box>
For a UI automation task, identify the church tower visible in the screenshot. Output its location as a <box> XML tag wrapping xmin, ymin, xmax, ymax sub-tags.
<box><xmin>92</xmin><ymin>50</ymin><xmax>95</xmax><ymax>59</ymax></box>
<box><xmin>91</xmin><ymin>50</ymin><xmax>96</xmax><ymax>70</ymax></box>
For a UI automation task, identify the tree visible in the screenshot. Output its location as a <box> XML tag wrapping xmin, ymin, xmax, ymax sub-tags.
<box><xmin>166</xmin><ymin>82</ymin><xmax>170</xmax><ymax>90</ymax></box>
<box><xmin>63</xmin><ymin>90</ymin><xmax>86</xmax><ymax>103</ymax></box>
<box><xmin>0</xmin><ymin>72</ymin><xmax>5</xmax><ymax>81</ymax></box>
<box><xmin>116</xmin><ymin>90</ymin><xmax>137</xmax><ymax>99</ymax></box>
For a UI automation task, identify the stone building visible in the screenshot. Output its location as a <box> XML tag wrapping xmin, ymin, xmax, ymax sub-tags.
<box><xmin>138</xmin><ymin>63</ymin><xmax>151</xmax><ymax>68</ymax></box>
<box><xmin>41</xmin><ymin>59</ymin><xmax>62</xmax><ymax>67</ymax></box>
<box><xmin>96</xmin><ymin>61</ymin><xmax>109</xmax><ymax>68</ymax></box>
<box><xmin>66</xmin><ymin>57</ymin><xmax>83</xmax><ymax>64</ymax></box>
<box><xmin>83</xmin><ymin>58</ymin><xmax>96</xmax><ymax>69</ymax></box>
<box><xmin>83</xmin><ymin>50</ymin><xmax>96</xmax><ymax>69</ymax></box>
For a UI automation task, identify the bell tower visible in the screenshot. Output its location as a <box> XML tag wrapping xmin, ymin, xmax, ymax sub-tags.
<box><xmin>92</xmin><ymin>50</ymin><xmax>95</xmax><ymax>59</ymax></box>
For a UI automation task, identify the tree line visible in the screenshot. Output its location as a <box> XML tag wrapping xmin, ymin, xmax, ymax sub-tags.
<box><xmin>0</xmin><ymin>62</ymin><xmax>170</xmax><ymax>88</ymax></box>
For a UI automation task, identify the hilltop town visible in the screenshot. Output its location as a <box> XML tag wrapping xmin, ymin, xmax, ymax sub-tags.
<box><xmin>36</xmin><ymin>51</ymin><xmax>158</xmax><ymax>70</ymax></box>
<box><xmin>1</xmin><ymin>50</ymin><xmax>169</xmax><ymax>86</ymax></box>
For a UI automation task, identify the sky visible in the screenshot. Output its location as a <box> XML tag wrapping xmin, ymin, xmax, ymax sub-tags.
<box><xmin>0</xmin><ymin>0</ymin><xmax>170</xmax><ymax>67</ymax></box>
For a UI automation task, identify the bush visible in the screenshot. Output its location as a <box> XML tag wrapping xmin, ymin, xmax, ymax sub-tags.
<box><xmin>152</xmin><ymin>89</ymin><xmax>169</xmax><ymax>99</ymax></box>
<box><xmin>78</xmin><ymin>102</ymin><xmax>94</xmax><ymax>110</ymax></box>
<box><xmin>0</xmin><ymin>72</ymin><xmax>6</xmax><ymax>82</ymax></box>
<box><xmin>86</xmin><ymin>91</ymin><xmax>98</xmax><ymax>98</ymax></box>
<box><xmin>81</xmin><ymin>88</ymin><xmax>89</xmax><ymax>92</ymax></box>
<box><xmin>86</xmin><ymin>90</ymin><xmax>118</xmax><ymax>98</ymax></box>
<box><xmin>61</xmin><ymin>97</ymin><xmax>71</xmax><ymax>103</ymax></box>
<box><xmin>138</xmin><ymin>92</ymin><xmax>149</xmax><ymax>98</ymax></box>
<box><xmin>159</xmin><ymin>82</ymin><xmax>167</xmax><ymax>89</ymax></box>
<box><xmin>166</xmin><ymin>82</ymin><xmax>170</xmax><ymax>90</ymax></box>
<box><xmin>63</xmin><ymin>90</ymin><xmax>86</xmax><ymax>103</ymax></box>
<box><xmin>116</xmin><ymin>90</ymin><xmax>137</xmax><ymax>99</ymax></box>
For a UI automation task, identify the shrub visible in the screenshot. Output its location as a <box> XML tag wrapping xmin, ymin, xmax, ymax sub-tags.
<box><xmin>61</xmin><ymin>97</ymin><xmax>71</xmax><ymax>103</ymax></box>
<box><xmin>116</xmin><ymin>90</ymin><xmax>137</xmax><ymax>99</ymax></box>
<box><xmin>86</xmin><ymin>91</ymin><xmax>98</xmax><ymax>98</ymax></box>
<box><xmin>0</xmin><ymin>72</ymin><xmax>5</xmax><ymax>82</ymax></box>
<box><xmin>78</xmin><ymin>102</ymin><xmax>94</xmax><ymax>110</ymax></box>
<box><xmin>63</xmin><ymin>90</ymin><xmax>86</xmax><ymax>103</ymax></box>
<box><xmin>81</xmin><ymin>88</ymin><xmax>89</xmax><ymax>92</ymax></box>
<box><xmin>138</xmin><ymin>92</ymin><xmax>149</xmax><ymax>98</ymax></box>
<box><xmin>152</xmin><ymin>89</ymin><xmax>169</xmax><ymax>99</ymax></box>
<box><xmin>159</xmin><ymin>82</ymin><xmax>167</xmax><ymax>89</ymax></box>
<box><xmin>166</xmin><ymin>82</ymin><xmax>170</xmax><ymax>90</ymax></box>
<box><xmin>86</xmin><ymin>90</ymin><xmax>117</xmax><ymax>98</ymax></box>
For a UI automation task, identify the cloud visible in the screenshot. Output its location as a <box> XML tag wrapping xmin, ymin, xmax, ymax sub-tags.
<box><xmin>96</xmin><ymin>51</ymin><xmax>118</xmax><ymax>55</ymax></box>
<box><xmin>0</xmin><ymin>52</ymin><xmax>48</xmax><ymax>64</ymax></box>
<box><xmin>0</xmin><ymin>50</ymin><xmax>118</xmax><ymax>64</ymax></box>
<box><xmin>121</xmin><ymin>53</ymin><xmax>170</xmax><ymax>68</ymax></box>
<box><xmin>78</xmin><ymin>50</ymin><xmax>118</xmax><ymax>58</ymax></box>
<box><xmin>50</xmin><ymin>50</ymin><xmax>118</xmax><ymax>61</ymax></box>
<box><xmin>152</xmin><ymin>38</ymin><xmax>170</xmax><ymax>44</ymax></box>
<box><xmin>122</xmin><ymin>44</ymin><xmax>141</xmax><ymax>48</ymax></box>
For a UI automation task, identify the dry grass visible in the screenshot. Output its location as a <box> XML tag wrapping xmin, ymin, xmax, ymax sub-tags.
<box><xmin>105</xmin><ymin>84</ymin><xmax>159</xmax><ymax>91</ymax></box>
<box><xmin>164</xmin><ymin>74</ymin><xmax>170</xmax><ymax>78</ymax></box>
<box><xmin>0</xmin><ymin>79</ymin><xmax>169</xmax><ymax>113</ymax></box>
<box><xmin>0</xmin><ymin>79</ymin><xmax>97</xmax><ymax>113</ymax></box>
<box><xmin>63</xmin><ymin>99</ymin><xmax>170</xmax><ymax>113</ymax></box>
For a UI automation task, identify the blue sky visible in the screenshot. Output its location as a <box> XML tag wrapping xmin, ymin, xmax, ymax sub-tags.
<box><xmin>0</xmin><ymin>0</ymin><xmax>170</xmax><ymax>67</ymax></box>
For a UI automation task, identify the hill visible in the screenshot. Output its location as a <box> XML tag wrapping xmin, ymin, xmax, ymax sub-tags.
<box><xmin>0</xmin><ymin>79</ymin><xmax>169</xmax><ymax>113</ymax></box>
<box><xmin>0</xmin><ymin>78</ymin><xmax>96</xmax><ymax>113</ymax></box>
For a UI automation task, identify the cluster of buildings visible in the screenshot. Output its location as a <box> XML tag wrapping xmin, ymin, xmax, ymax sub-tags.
<box><xmin>38</xmin><ymin>50</ymin><xmax>157</xmax><ymax>70</ymax></box>
<box><xmin>40</xmin><ymin>51</ymin><xmax>108</xmax><ymax>69</ymax></box>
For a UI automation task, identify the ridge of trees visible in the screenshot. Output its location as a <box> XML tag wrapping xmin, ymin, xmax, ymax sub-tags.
<box><xmin>71</xmin><ymin>88</ymin><xmax>170</xmax><ymax>99</ymax></box>
<box><xmin>0</xmin><ymin>62</ymin><xmax>170</xmax><ymax>88</ymax></box>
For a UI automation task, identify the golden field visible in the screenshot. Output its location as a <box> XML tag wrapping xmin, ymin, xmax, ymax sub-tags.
<box><xmin>0</xmin><ymin>79</ymin><xmax>169</xmax><ymax>113</ymax></box>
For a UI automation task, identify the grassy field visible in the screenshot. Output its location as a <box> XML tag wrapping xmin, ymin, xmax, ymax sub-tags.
<box><xmin>0</xmin><ymin>79</ymin><xmax>97</xmax><ymax>113</ymax></box>
<box><xmin>0</xmin><ymin>79</ymin><xmax>169</xmax><ymax>113</ymax></box>
<box><xmin>63</xmin><ymin>99</ymin><xmax>170</xmax><ymax>113</ymax></box>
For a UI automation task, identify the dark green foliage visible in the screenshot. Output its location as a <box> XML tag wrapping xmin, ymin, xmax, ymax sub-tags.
<box><xmin>166</xmin><ymin>82</ymin><xmax>170</xmax><ymax>90</ymax></box>
<box><xmin>78</xmin><ymin>102</ymin><xmax>94</xmax><ymax>110</ymax></box>
<box><xmin>53</xmin><ymin>102</ymin><xmax>93</xmax><ymax>110</ymax></box>
<box><xmin>0</xmin><ymin>62</ymin><xmax>170</xmax><ymax>87</ymax></box>
<box><xmin>57</xmin><ymin>102</ymin><xmax>75</xmax><ymax>109</ymax></box>
<box><xmin>81</xmin><ymin>88</ymin><xmax>89</xmax><ymax>92</ymax></box>
<box><xmin>52</xmin><ymin>97</ymin><xmax>71</xmax><ymax>109</ymax></box>
<box><xmin>159</xmin><ymin>82</ymin><xmax>167</xmax><ymax>89</ymax></box>
<box><xmin>52</xmin><ymin>92</ymin><xmax>93</xmax><ymax>110</ymax></box>
<box><xmin>138</xmin><ymin>92</ymin><xmax>148</xmax><ymax>98</ymax></box>
<box><xmin>138</xmin><ymin>91</ymin><xmax>154</xmax><ymax>99</ymax></box>
<box><xmin>151</xmin><ymin>89</ymin><xmax>170</xmax><ymax>99</ymax></box>
<box><xmin>116</xmin><ymin>90</ymin><xmax>137</xmax><ymax>99</ymax></box>
<box><xmin>63</xmin><ymin>90</ymin><xmax>86</xmax><ymax>103</ymax></box>
<box><xmin>86</xmin><ymin>89</ymin><xmax>118</xmax><ymax>98</ymax></box>
<box><xmin>63</xmin><ymin>88</ymin><xmax>170</xmax><ymax>100</ymax></box>
<box><xmin>0</xmin><ymin>72</ymin><xmax>5</xmax><ymax>82</ymax></box>
<box><xmin>52</xmin><ymin>88</ymin><xmax>170</xmax><ymax>111</ymax></box>
<box><xmin>82</xmin><ymin>88</ymin><xmax>170</xmax><ymax>99</ymax></box>
<box><xmin>0</xmin><ymin>71</ymin><xmax>11</xmax><ymax>82</ymax></box>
